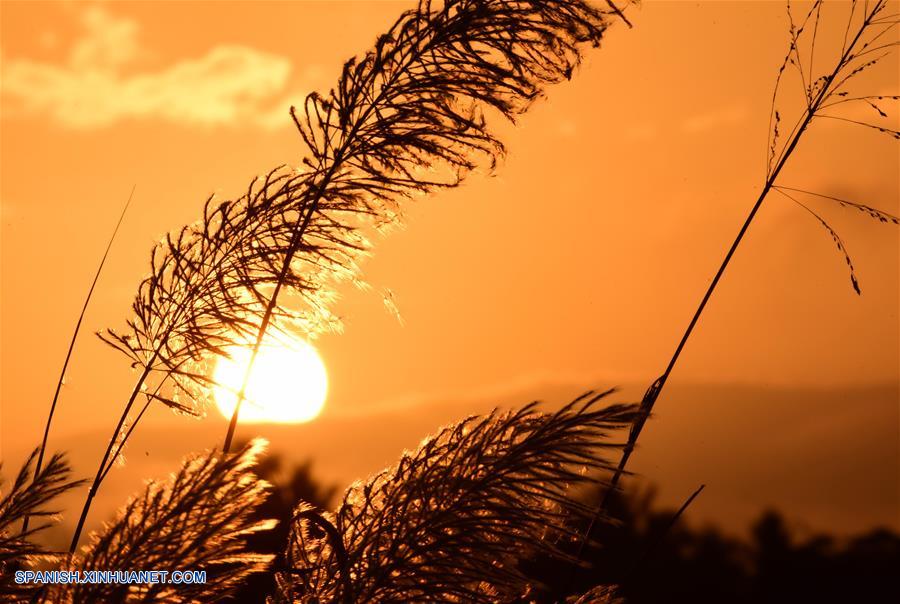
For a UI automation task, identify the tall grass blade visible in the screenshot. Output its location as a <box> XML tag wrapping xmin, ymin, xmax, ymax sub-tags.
<box><xmin>22</xmin><ymin>187</ymin><xmax>133</xmax><ymax>536</ymax></box>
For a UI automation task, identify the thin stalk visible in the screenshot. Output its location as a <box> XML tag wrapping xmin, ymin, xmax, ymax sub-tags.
<box><xmin>71</xmin><ymin>216</ymin><xmax>269</xmax><ymax>548</ymax></box>
<box><xmin>68</xmin><ymin>357</ymin><xmax>157</xmax><ymax>553</ymax></box>
<box><xmin>97</xmin><ymin>360</ymin><xmax>185</xmax><ymax>485</ymax></box>
<box><xmin>69</xmin><ymin>287</ymin><xmax>213</xmax><ymax>549</ymax></box>
<box><xmin>661</xmin><ymin>484</ymin><xmax>705</xmax><ymax>536</ymax></box>
<box><xmin>22</xmin><ymin>187</ymin><xmax>133</xmax><ymax>535</ymax></box>
<box><xmin>637</xmin><ymin>484</ymin><xmax>705</xmax><ymax>566</ymax></box>
<box><xmin>573</xmin><ymin>0</ymin><xmax>878</xmax><ymax>565</ymax></box>
<box><xmin>221</xmin><ymin>171</ymin><xmax>334</xmax><ymax>453</ymax></box>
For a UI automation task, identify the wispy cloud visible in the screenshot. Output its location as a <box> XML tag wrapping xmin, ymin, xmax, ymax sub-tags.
<box><xmin>0</xmin><ymin>6</ymin><xmax>311</xmax><ymax>130</ymax></box>
<box><xmin>254</xmin><ymin>65</ymin><xmax>330</xmax><ymax>130</ymax></box>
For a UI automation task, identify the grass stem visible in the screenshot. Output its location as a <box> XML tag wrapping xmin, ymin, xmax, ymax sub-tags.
<box><xmin>22</xmin><ymin>187</ymin><xmax>133</xmax><ymax>536</ymax></box>
<box><xmin>573</xmin><ymin>0</ymin><xmax>882</xmax><ymax>570</ymax></box>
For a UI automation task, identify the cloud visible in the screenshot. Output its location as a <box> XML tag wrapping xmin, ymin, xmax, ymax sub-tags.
<box><xmin>0</xmin><ymin>6</ymin><xmax>301</xmax><ymax>129</ymax></box>
<box><xmin>254</xmin><ymin>65</ymin><xmax>330</xmax><ymax>130</ymax></box>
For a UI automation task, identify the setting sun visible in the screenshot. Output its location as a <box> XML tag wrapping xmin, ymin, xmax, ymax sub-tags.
<box><xmin>213</xmin><ymin>337</ymin><xmax>328</xmax><ymax>424</ymax></box>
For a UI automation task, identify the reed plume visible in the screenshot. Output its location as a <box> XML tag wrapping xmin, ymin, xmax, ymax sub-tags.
<box><xmin>274</xmin><ymin>393</ymin><xmax>636</xmax><ymax>603</ymax></box>
<box><xmin>73</xmin><ymin>0</ymin><xmax>633</xmax><ymax>550</ymax></box>
<box><xmin>577</xmin><ymin>0</ymin><xmax>899</xmax><ymax>562</ymax></box>
<box><xmin>226</xmin><ymin>0</ymin><xmax>632</xmax><ymax>451</ymax></box>
<box><xmin>42</xmin><ymin>440</ymin><xmax>274</xmax><ymax>603</ymax></box>
<box><xmin>1</xmin><ymin>450</ymin><xmax>84</xmax><ymax>602</ymax></box>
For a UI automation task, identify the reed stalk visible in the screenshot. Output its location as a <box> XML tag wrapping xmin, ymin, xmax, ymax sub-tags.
<box><xmin>574</xmin><ymin>0</ymin><xmax>899</xmax><ymax>566</ymax></box>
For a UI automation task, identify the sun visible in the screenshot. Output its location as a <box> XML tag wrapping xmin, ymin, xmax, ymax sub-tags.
<box><xmin>213</xmin><ymin>336</ymin><xmax>328</xmax><ymax>424</ymax></box>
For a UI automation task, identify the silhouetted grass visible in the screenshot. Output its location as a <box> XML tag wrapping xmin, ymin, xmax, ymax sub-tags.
<box><xmin>1</xmin><ymin>451</ymin><xmax>84</xmax><ymax>601</ymax></box>
<box><xmin>221</xmin><ymin>0</ymin><xmax>634</xmax><ymax>453</ymax></box>
<box><xmin>5</xmin><ymin>444</ymin><xmax>270</xmax><ymax>602</ymax></box>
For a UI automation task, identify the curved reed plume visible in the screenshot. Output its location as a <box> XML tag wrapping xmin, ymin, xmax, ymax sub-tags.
<box><xmin>1</xmin><ymin>451</ymin><xmax>83</xmax><ymax>602</ymax></box>
<box><xmin>42</xmin><ymin>441</ymin><xmax>274</xmax><ymax>603</ymax></box>
<box><xmin>578</xmin><ymin>0</ymin><xmax>899</xmax><ymax>563</ymax></box>
<box><xmin>274</xmin><ymin>393</ymin><xmax>636</xmax><ymax>603</ymax></box>
<box><xmin>72</xmin><ymin>0</ymin><xmax>634</xmax><ymax>551</ymax></box>
<box><xmin>222</xmin><ymin>0</ymin><xmax>633</xmax><ymax>452</ymax></box>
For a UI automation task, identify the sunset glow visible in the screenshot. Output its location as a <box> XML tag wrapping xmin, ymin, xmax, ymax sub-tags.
<box><xmin>2</xmin><ymin>2</ymin><xmax>897</xmax><ymax>579</ymax></box>
<box><xmin>213</xmin><ymin>337</ymin><xmax>328</xmax><ymax>424</ymax></box>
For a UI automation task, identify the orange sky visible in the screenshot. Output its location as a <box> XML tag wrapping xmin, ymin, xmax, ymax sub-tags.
<box><xmin>1</xmin><ymin>1</ymin><xmax>898</xmax><ymax>542</ymax></box>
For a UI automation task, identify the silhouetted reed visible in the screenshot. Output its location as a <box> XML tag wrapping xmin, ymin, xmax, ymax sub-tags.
<box><xmin>274</xmin><ymin>392</ymin><xmax>635</xmax><ymax>602</ymax></box>
<box><xmin>3</xmin><ymin>397</ymin><xmax>635</xmax><ymax>602</ymax></box>
<box><xmin>1</xmin><ymin>451</ymin><xmax>84</xmax><ymax>601</ymax></box>
<box><xmin>7</xmin><ymin>441</ymin><xmax>272</xmax><ymax>604</ymax></box>
<box><xmin>67</xmin><ymin>0</ymin><xmax>634</xmax><ymax>553</ymax></box>
<box><xmin>220</xmin><ymin>0</ymin><xmax>633</xmax><ymax>453</ymax></box>
<box><xmin>8</xmin><ymin>0</ymin><xmax>895</xmax><ymax>601</ymax></box>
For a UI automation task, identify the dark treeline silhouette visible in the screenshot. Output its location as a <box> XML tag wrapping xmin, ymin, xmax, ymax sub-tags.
<box><xmin>531</xmin><ymin>484</ymin><xmax>900</xmax><ymax>604</ymax></box>
<box><xmin>234</xmin><ymin>450</ymin><xmax>900</xmax><ymax>603</ymax></box>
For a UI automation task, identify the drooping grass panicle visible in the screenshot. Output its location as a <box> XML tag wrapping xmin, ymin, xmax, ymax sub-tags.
<box><xmin>771</xmin><ymin>184</ymin><xmax>900</xmax><ymax>292</ymax></box>
<box><xmin>767</xmin><ymin>0</ymin><xmax>899</xmax><ymax>293</ymax></box>
<box><xmin>275</xmin><ymin>393</ymin><xmax>636</xmax><ymax>603</ymax></box>
<box><xmin>50</xmin><ymin>440</ymin><xmax>275</xmax><ymax>603</ymax></box>
<box><xmin>576</xmin><ymin>0</ymin><xmax>899</xmax><ymax>570</ymax></box>
<box><xmin>773</xmin><ymin>187</ymin><xmax>866</xmax><ymax>294</ymax></box>
<box><xmin>1</xmin><ymin>450</ymin><xmax>84</xmax><ymax>601</ymax></box>
<box><xmin>773</xmin><ymin>185</ymin><xmax>900</xmax><ymax>225</ymax></box>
